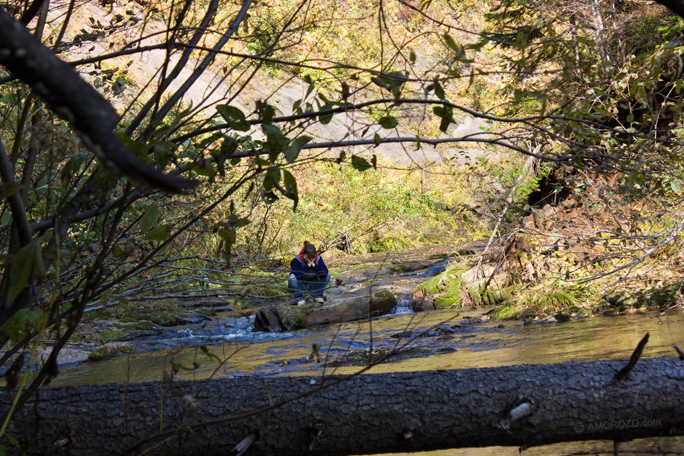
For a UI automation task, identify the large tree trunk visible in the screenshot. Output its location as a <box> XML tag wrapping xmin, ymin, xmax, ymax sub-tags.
<box><xmin>5</xmin><ymin>357</ymin><xmax>684</xmax><ymax>455</ymax></box>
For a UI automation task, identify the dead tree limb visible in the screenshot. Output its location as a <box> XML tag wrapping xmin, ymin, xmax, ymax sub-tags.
<box><xmin>4</xmin><ymin>356</ymin><xmax>684</xmax><ymax>455</ymax></box>
<box><xmin>0</xmin><ymin>6</ymin><xmax>196</xmax><ymax>193</ymax></box>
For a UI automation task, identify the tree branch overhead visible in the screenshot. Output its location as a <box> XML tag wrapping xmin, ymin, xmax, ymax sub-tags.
<box><xmin>0</xmin><ymin>6</ymin><xmax>197</xmax><ymax>193</ymax></box>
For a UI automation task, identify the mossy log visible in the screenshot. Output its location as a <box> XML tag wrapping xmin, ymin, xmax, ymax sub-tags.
<box><xmin>4</xmin><ymin>357</ymin><xmax>684</xmax><ymax>455</ymax></box>
<box><xmin>255</xmin><ymin>289</ymin><xmax>397</xmax><ymax>331</ymax></box>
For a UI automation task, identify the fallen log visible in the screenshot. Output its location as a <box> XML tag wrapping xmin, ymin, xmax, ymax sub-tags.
<box><xmin>4</xmin><ymin>356</ymin><xmax>684</xmax><ymax>455</ymax></box>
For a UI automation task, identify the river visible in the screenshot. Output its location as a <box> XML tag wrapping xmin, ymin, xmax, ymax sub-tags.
<box><xmin>54</xmin><ymin>306</ymin><xmax>684</xmax><ymax>385</ymax></box>
<box><xmin>50</xmin><ymin>246</ymin><xmax>684</xmax><ymax>455</ymax></box>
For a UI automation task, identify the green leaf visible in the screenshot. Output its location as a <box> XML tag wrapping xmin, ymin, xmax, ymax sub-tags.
<box><xmin>371</xmin><ymin>71</ymin><xmax>408</xmax><ymax>98</ymax></box>
<box><xmin>6</xmin><ymin>433</ymin><xmax>20</xmax><ymax>448</ymax></box>
<box><xmin>444</xmin><ymin>33</ymin><xmax>466</xmax><ymax>60</ymax></box>
<box><xmin>434</xmin><ymin>80</ymin><xmax>445</xmax><ymax>100</ymax></box>
<box><xmin>140</xmin><ymin>202</ymin><xmax>159</xmax><ymax>232</ymax></box>
<box><xmin>145</xmin><ymin>224</ymin><xmax>171</xmax><ymax>241</ymax></box>
<box><xmin>420</xmin><ymin>0</ymin><xmax>433</xmax><ymax>11</ymax></box>
<box><xmin>433</xmin><ymin>105</ymin><xmax>453</xmax><ymax>132</ymax></box>
<box><xmin>285</xmin><ymin>135</ymin><xmax>312</xmax><ymax>163</ymax></box>
<box><xmin>0</xmin><ymin>183</ymin><xmax>23</xmax><ymax>200</ymax></box>
<box><xmin>267</xmin><ymin>167</ymin><xmax>282</xmax><ymax>185</ymax></box>
<box><xmin>218</xmin><ymin>227</ymin><xmax>237</xmax><ymax>265</ymax></box>
<box><xmin>263</xmin><ymin>104</ymin><xmax>276</xmax><ymax>125</ymax></box>
<box><xmin>153</xmin><ymin>140</ymin><xmax>175</xmax><ymax>167</ymax></box>
<box><xmin>0</xmin><ymin>308</ymin><xmax>45</xmax><ymax>341</ymax></box>
<box><xmin>8</xmin><ymin>241</ymin><xmax>39</xmax><ymax>304</ymax></box>
<box><xmin>373</xmin><ymin>133</ymin><xmax>381</xmax><ymax>146</ymax></box>
<box><xmin>262</xmin><ymin>190</ymin><xmax>279</xmax><ymax>204</ymax></box>
<box><xmin>444</xmin><ymin>33</ymin><xmax>458</xmax><ymax>51</ymax></box>
<box><xmin>351</xmin><ymin>155</ymin><xmax>372</xmax><ymax>172</ymax></box>
<box><xmin>378</xmin><ymin>116</ymin><xmax>398</xmax><ymax>129</ymax></box>
<box><xmin>305</xmin><ymin>75</ymin><xmax>315</xmax><ymax>98</ymax></box>
<box><xmin>319</xmin><ymin>110</ymin><xmax>333</xmax><ymax>125</ymax></box>
<box><xmin>60</xmin><ymin>154</ymin><xmax>88</xmax><ymax>185</ymax></box>
<box><xmin>262</xmin><ymin>124</ymin><xmax>287</xmax><ymax>162</ymax></box>
<box><xmin>193</xmin><ymin>162</ymin><xmax>217</xmax><ymax>179</ymax></box>
<box><xmin>211</xmin><ymin>136</ymin><xmax>240</xmax><ymax>175</ymax></box>
<box><xmin>228</xmin><ymin>215</ymin><xmax>250</xmax><ymax>229</ymax></box>
<box><xmin>217</xmin><ymin>105</ymin><xmax>250</xmax><ymax>131</ymax></box>
<box><xmin>263</xmin><ymin>172</ymin><xmax>276</xmax><ymax>192</ymax></box>
<box><xmin>282</xmin><ymin>170</ymin><xmax>299</xmax><ymax>210</ymax></box>
<box><xmin>220</xmin><ymin>136</ymin><xmax>239</xmax><ymax>157</ymax></box>
<box><xmin>197</xmin><ymin>132</ymin><xmax>223</xmax><ymax>149</ymax></box>
<box><xmin>219</xmin><ymin>227</ymin><xmax>236</xmax><ymax>246</ymax></box>
<box><xmin>409</xmin><ymin>51</ymin><xmax>416</xmax><ymax>64</ymax></box>
<box><xmin>99</xmin><ymin>288</ymin><xmax>112</xmax><ymax>306</ymax></box>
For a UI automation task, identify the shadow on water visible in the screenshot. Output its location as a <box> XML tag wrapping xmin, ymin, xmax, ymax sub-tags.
<box><xmin>53</xmin><ymin>306</ymin><xmax>684</xmax><ymax>455</ymax></box>
<box><xmin>51</xmin><ymin>242</ymin><xmax>684</xmax><ymax>455</ymax></box>
<box><xmin>55</xmin><ymin>308</ymin><xmax>684</xmax><ymax>384</ymax></box>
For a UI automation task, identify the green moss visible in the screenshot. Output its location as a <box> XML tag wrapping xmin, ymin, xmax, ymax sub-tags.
<box><xmin>434</xmin><ymin>288</ymin><xmax>462</xmax><ymax>308</ymax></box>
<box><xmin>471</xmin><ymin>285</ymin><xmax>512</xmax><ymax>306</ymax></box>
<box><xmin>416</xmin><ymin>265</ymin><xmax>467</xmax><ymax>308</ymax></box>
<box><xmin>494</xmin><ymin>283</ymin><xmax>593</xmax><ymax>319</ymax></box>
<box><xmin>527</xmin><ymin>290</ymin><xmax>579</xmax><ymax>314</ymax></box>
<box><xmin>99</xmin><ymin>329</ymin><xmax>127</xmax><ymax>340</ymax></box>
<box><xmin>120</xmin><ymin>321</ymin><xmax>149</xmax><ymax>330</ymax></box>
<box><xmin>370</xmin><ymin>290</ymin><xmax>397</xmax><ymax>314</ymax></box>
<box><xmin>148</xmin><ymin>310</ymin><xmax>182</xmax><ymax>325</ymax></box>
<box><xmin>195</xmin><ymin>308</ymin><xmax>215</xmax><ymax>317</ymax></box>
<box><xmin>492</xmin><ymin>304</ymin><xmax>521</xmax><ymax>320</ymax></box>
<box><xmin>279</xmin><ymin>306</ymin><xmax>308</xmax><ymax>330</ymax></box>
<box><xmin>368</xmin><ymin>237</ymin><xmax>412</xmax><ymax>253</ymax></box>
<box><xmin>87</xmin><ymin>345</ymin><xmax>133</xmax><ymax>362</ymax></box>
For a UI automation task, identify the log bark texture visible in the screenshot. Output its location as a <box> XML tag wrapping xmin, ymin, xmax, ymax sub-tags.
<box><xmin>4</xmin><ymin>357</ymin><xmax>684</xmax><ymax>455</ymax></box>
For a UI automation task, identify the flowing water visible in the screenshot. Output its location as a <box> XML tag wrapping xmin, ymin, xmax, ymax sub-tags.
<box><xmin>55</xmin><ymin>306</ymin><xmax>684</xmax><ymax>385</ymax></box>
<box><xmin>53</xmin><ymin>306</ymin><xmax>684</xmax><ymax>455</ymax></box>
<box><xmin>50</xmin><ymin>246</ymin><xmax>684</xmax><ymax>455</ymax></box>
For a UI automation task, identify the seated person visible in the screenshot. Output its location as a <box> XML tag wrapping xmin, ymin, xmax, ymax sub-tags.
<box><xmin>288</xmin><ymin>241</ymin><xmax>330</xmax><ymax>306</ymax></box>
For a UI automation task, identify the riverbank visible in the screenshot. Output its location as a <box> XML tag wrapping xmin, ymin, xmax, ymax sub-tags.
<box><xmin>37</xmin><ymin>239</ymin><xmax>684</xmax><ymax>368</ymax></box>
<box><xmin>36</xmin><ymin>243</ymin><xmax>468</xmax><ymax>365</ymax></box>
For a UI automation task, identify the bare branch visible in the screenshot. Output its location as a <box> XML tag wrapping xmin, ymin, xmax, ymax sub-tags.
<box><xmin>0</xmin><ymin>6</ymin><xmax>197</xmax><ymax>192</ymax></box>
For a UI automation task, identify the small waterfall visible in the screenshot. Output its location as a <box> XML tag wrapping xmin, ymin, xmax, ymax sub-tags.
<box><xmin>391</xmin><ymin>293</ymin><xmax>414</xmax><ymax>315</ymax></box>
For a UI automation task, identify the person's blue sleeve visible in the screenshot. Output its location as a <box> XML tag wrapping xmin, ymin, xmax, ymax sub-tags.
<box><xmin>315</xmin><ymin>257</ymin><xmax>329</xmax><ymax>277</ymax></box>
<box><xmin>291</xmin><ymin>258</ymin><xmax>306</xmax><ymax>280</ymax></box>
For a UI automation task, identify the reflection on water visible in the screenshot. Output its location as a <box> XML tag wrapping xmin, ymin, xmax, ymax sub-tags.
<box><xmin>56</xmin><ymin>308</ymin><xmax>684</xmax><ymax>384</ymax></box>
<box><xmin>365</xmin><ymin>436</ymin><xmax>684</xmax><ymax>456</ymax></box>
<box><xmin>54</xmin><ymin>308</ymin><xmax>684</xmax><ymax>455</ymax></box>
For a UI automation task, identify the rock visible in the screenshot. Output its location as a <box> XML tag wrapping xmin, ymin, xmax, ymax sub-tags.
<box><xmin>411</xmin><ymin>291</ymin><xmax>436</xmax><ymax>312</ymax></box>
<box><xmin>370</xmin><ymin>290</ymin><xmax>397</xmax><ymax>314</ymax></box>
<box><xmin>176</xmin><ymin>313</ymin><xmax>212</xmax><ymax>325</ymax></box>
<box><xmin>254</xmin><ymin>306</ymin><xmax>286</xmax><ymax>332</ymax></box>
<box><xmin>279</xmin><ymin>306</ymin><xmax>308</xmax><ymax>330</ymax></box>
<box><xmin>461</xmin><ymin>264</ymin><xmax>510</xmax><ymax>289</ymax></box>
<box><xmin>554</xmin><ymin>312</ymin><xmax>571</xmax><ymax>323</ymax></box>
